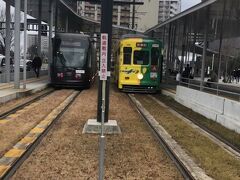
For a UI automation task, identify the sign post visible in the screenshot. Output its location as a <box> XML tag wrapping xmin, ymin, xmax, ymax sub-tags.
<box><xmin>99</xmin><ymin>34</ymin><xmax>108</xmax><ymax>81</ymax></box>
<box><xmin>98</xmin><ymin>0</ymin><xmax>113</xmax><ymax>179</ymax></box>
<box><xmin>99</xmin><ymin>33</ymin><xmax>108</xmax><ymax>180</ymax></box>
<box><xmin>97</xmin><ymin>0</ymin><xmax>113</xmax><ymax>124</ymax></box>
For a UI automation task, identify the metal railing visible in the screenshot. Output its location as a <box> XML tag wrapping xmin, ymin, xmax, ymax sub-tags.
<box><xmin>164</xmin><ymin>75</ymin><xmax>240</xmax><ymax>101</ymax></box>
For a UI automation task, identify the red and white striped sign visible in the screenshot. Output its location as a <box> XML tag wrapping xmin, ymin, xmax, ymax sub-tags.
<box><xmin>100</xmin><ymin>33</ymin><xmax>108</xmax><ymax>80</ymax></box>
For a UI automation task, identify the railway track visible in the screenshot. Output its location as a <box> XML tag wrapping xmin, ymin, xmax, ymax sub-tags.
<box><xmin>0</xmin><ymin>89</ymin><xmax>54</xmax><ymax>120</ymax></box>
<box><xmin>149</xmin><ymin>95</ymin><xmax>240</xmax><ymax>156</ymax></box>
<box><xmin>128</xmin><ymin>94</ymin><xmax>203</xmax><ymax>180</ymax></box>
<box><xmin>0</xmin><ymin>91</ymin><xmax>80</xmax><ymax>179</ymax></box>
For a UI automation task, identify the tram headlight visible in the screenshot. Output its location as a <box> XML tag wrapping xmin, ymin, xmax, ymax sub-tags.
<box><xmin>137</xmin><ymin>73</ymin><xmax>144</xmax><ymax>80</ymax></box>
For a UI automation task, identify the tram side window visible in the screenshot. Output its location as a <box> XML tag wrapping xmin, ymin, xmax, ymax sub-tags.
<box><xmin>123</xmin><ymin>47</ymin><xmax>132</xmax><ymax>65</ymax></box>
<box><xmin>151</xmin><ymin>48</ymin><xmax>160</xmax><ymax>65</ymax></box>
<box><xmin>134</xmin><ymin>51</ymin><xmax>149</xmax><ymax>65</ymax></box>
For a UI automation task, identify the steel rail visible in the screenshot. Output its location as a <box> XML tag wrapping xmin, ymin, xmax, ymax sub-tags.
<box><xmin>1</xmin><ymin>91</ymin><xmax>81</xmax><ymax>180</ymax></box>
<box><xmin>127</xmin><ymin>94</ymin><xmax>194</xmax><ymax>180</ymax></box>
<box><xmin>0</xmin><ymin>89</ymin><xmax>54</xmax><ymax>119</ymax></box>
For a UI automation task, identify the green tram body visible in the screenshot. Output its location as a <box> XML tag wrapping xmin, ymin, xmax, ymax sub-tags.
<box><xmin>114</xmin><ymin>34</ymin><xmax>163</xmax><ymax>93</ymax></box>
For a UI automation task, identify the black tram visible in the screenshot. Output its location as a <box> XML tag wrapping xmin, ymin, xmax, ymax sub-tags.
<box><xmin>51</xmin><ymin>33</ymin><xmax>97</xmax><ymax>88</ymax></box>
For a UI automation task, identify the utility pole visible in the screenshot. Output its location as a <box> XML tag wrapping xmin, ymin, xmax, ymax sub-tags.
<box><xmin>132</xmin><ymin>0</ymin><xmax>135</xmax><ymax>29</ymax></box>
<box><xmin>38</xmin><ymin>0</ymin><xmax>42</xmax><ymax>57</ymax></box>
<box><xmin>96</xmin><ymin>1</ymin><xmax>143</xmax><ymax>179</ymax></box>
<box><xmin>97</xmin><ymin>0</ymin><xmax>143</xmax><ymax>123</ymax></box>
<box><xmin>48</xmin><ymin>0</ymin><xmax>54</xmax><ymax>82</ymax></box>
<box><xmin>14</xmin><ymin>0</ymin><xmax>21</xmax><ymax>89</ymax></box>
<box><xmin>98</xmin><ymin>1</ymin><xmax>113</xmax><ymax>179</ymax></box>
<box><xmin>5</xmin><ymin>1</ymin><xmax>11</xmax><ymax>83</ymax></box>
<box><xmin>23</xmin><ymin>0</ymin><xmax>28</xmax><ymax>89</ymax></box>
<box><xmin>200</xmin><ymin>8</ymin><xmax>209</xmax><ymax>91</ymax></box>
<box><xmin>97</xmin><ymin>0</ymin><xmax>113</xmax><ymax>124</ymax></box>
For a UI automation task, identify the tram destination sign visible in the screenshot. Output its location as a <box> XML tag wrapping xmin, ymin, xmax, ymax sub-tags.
<box><xmin>100</xmin><ymin>33</ymin><xmax>108</xmax><ymax>80</ymax></box>
<box><xmin>136</xmin><ymin>42</ymin><xmax>148</xmax><ymax>48</ymax></box>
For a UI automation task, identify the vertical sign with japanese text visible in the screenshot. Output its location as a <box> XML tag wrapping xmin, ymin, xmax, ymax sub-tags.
<box><xmin>100</xmin><ymin>33</ymin><xmax>108</xmax><ymax>80</ymax></box>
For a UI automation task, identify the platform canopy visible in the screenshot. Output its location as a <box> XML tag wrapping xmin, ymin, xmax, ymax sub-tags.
<box><xmin>146</xmin><ymin>0</ymin><xmax>240</xmax><ymax>40</ymax></box>
<box><xmin>145</xmin><ymin>0</ymin><xmax>240</xmax><ymax>78</ymax></box>
<box><xmin>4</xmin><ymin>0</ymin><xmax>143</xmax><ymax>38</ymax></box>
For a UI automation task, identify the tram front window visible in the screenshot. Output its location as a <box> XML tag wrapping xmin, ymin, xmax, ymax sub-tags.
<box><xmin>151</xmin><ymin>48</ymin><xmax>160</xmax><ymax>65</ymax></box>
<box><xmin>134</xmin><ymin>51</ymin><xmax>149</xmax><ymax>65</ymax></box>
<box><xmin>55</xmin><ymin>47</ymin><xmax>86</xmax><ymax>68</ymax></box>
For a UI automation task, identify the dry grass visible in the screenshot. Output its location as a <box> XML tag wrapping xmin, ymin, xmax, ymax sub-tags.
<box><xmin>0</xmin><ymin>88</ymin><xmax>52</xmax><ymax>115</ymax></box>
<box><xmin>0</xmin><ymin>90</ymin><xmax>73</xmax><ymax>156</ymax></box>
<box><xmin>155</xmin><ymin>94</ymin><xmax>240</xmax><ymax>149</ymax></box>
<box><xmin>12</xmin><ymin>84</ymin><xmax>182</xmax><ymax>179</ymax></box>
<box><xmin>136</xmin><ymin>94</ymin><xmax>240</xmax><ymax>180</ymax></box>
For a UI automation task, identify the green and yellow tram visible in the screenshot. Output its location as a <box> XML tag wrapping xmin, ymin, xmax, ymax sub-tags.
<box><xmin>114</xmin><ymin>34</ymin><xmax>163</xmax><ymax>93</ymax></box>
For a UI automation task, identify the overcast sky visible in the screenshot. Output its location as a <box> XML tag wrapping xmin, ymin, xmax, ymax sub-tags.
<box><xmin>181</xmin><ymin>0</ymin><xmax>202</xmax><ymax>11</ymax></box>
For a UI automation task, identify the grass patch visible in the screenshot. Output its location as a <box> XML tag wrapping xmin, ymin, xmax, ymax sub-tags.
<box><xmin>136</xmin><ymin>94</ymin><xmax>240</xmax><ymax>180</ymax></box>
<box><xmin>154</xmin><ymin>94</ymin><xmax>240</xmax><ymax>150</ymax></box>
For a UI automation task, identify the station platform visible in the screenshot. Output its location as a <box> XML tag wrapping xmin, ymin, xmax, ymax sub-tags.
<box><xmin>0</xmin><ymin>76</ymin><xmax>49</xmax><ymax>104</ymax></box>
<box><xmin>160</xmin><ymin>82</ymin><xmax>240</xmax><ymax>134</ymax></box>
<box><xmin>194</xmin><ymin>77</ymin><xmax>240</xmax><ymax>88</ymax></box>
<box><xmin>161</xmin><ymin>77</ymin><xmax>240</xmax><ymax>101</ymax></box>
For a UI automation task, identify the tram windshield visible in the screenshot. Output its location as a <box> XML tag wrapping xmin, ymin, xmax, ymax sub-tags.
<box><xmin>54</xmin><ymin>36</ymin><xmax>89</xmax><ymax>68</ymax></box>
<box><xmin>55</xmin><ymin>47</ymin><xmax>86</xmax><ymax>68</ymax></box>
<box><xmin>151</xmin><ymin>48</ymin><xmax>160</xmax><ymax>65</ymax></box>
<box><xmin>134</xmin><ymin>51</ymin><xmax>149</xmax><ymax>65</ymax></box>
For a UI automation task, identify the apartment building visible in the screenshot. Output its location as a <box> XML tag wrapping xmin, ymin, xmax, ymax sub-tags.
<box><xmin>76</xmin><ymin>0</ymin><xmax>181</xmax><ymax>31</ymax></box>
<box><xmin>135</xmin><ymin>0</ymin><xmax>159</xmax><ymax>32</ymax></box>
<box><xmin>134</xmin><ymin>0</ymin><xmax>180</xmax><ymax>31</ymax></box>
<box><xmin>158</xmin><ymin>0</ymin><xmax>181</xmax><ymax>23</ymax></box>
<box><xmin>77</xmin><ymin>1</ymin><xmax>132</xmax><ymax>28</ymax></box>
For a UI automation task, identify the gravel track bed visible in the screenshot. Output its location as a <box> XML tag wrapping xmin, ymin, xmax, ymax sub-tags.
<box><xmin>12</xmin><ymin>85</ymin><xmax>182</xmax><ymax>179</ymax></box>
<box><xmin>0</xmin><ymin>89</ymin><xmax>73</xmax><ymax>157</ymax></box>
<box><xmin>135</xmin><ymin>94</ymin><xmax>240</xmax><ymax>180</ymax></box>
<box><xmin>0</xmin><ymin>89</ymin><xmax>52</xmax><ymax>115</ymax></box>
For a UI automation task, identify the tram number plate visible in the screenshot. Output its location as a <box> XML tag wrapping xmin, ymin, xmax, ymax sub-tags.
<box><xmin>150</xmin><ymin>72</ymin><xmax>157</xmax><ymax>78</ymax></box>
<box><xmin>76</xmin><ymin>70</ymin><xmax>85</xmax><ymax>74</ymax></box>
<box><xmin>152</xmin><ymin>44</ymin><xmax>159</xmax><ymax>48</ymax></box>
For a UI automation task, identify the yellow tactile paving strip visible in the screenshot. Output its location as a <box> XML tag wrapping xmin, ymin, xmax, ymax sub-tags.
<box><xmin>19</xmin><ymin>137</ymin><xmax>36</xmax><ymax>144</ymax></box>
<box><xmin>0</xmin><ymin>91</ymin><xmax>78</xmax><ymax>179</ymax></box>
<box><xmin>0</xmin><ymin>165</ymin><xmax>10</xmax><ymax>175</ymax></box>
<box><xmin>0</xmin><ymin>102</ymin><xmax>41</xmax><ymax>125</ymax></box>
<box><xmin>38</xmin><ymin>120</ymin><xmax>51</xmax><ymax>126</ymax></box>
<box><xmin>0</xmin><ymin>120</ymin><xmax>9</xmax><ymax>124</ymax></box>
<box><xmin>5</xmin><ymin>149</ymin><xmax>24</xmax><ymax>158</ymax></box>
<box><xmin>30</xmin><ymin>127</ymin><xmax>45</xmax><ymax>134</ymax></box>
